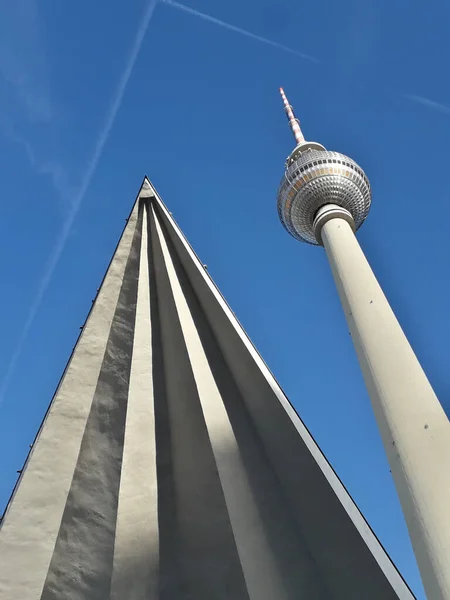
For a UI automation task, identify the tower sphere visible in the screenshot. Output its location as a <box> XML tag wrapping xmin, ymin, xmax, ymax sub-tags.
<box><xmin>277</xmin><ymin>142</ymin><xmax>372</xmax><ymax>245</ymax></box>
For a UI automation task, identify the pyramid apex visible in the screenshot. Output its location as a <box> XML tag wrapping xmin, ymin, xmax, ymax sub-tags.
<box><xmin>139</xmin><ymin>177</ymin><xmax>157</xmax><ymax>199</ymax></box>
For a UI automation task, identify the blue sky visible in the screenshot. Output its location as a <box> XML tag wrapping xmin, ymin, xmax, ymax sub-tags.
<box><xmin>1</xmin><ymin>0</ymin><xmax>450</xmax><ymax>596</ymax></box>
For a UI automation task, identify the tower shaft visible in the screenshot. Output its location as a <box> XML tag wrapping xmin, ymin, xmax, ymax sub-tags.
<box><xmin>318</xmin><ymin>212</ymin><xmax>450</xmax><ymax>600</ymax></box>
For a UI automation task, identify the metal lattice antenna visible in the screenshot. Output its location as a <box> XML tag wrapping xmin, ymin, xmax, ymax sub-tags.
<box><xmin>279</xmin><ymin>87</ymin><xmax>305</xmax><ymax>145</ymax></box>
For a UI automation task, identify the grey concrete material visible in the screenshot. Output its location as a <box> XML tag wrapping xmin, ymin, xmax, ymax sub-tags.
<box><xmin>41</xmin><ymin>204</ymin><xmax>143</xmax><ymax>600</ymax></box>
<box><xmin>313</xmin><ymin>203</ymin><xmax>355</xmax><ymax>245</ymax></box>
<box><xmin>158</xmin><ymin>211</ymin><xmax>331</xmax><ymax>599</ymax></box>
<box><xmin>148</xmin><ymin>204</ymin><xmax>250</xmax><ymax>600</ymax></box>
<box><xmin>152</xmin><ymin>190</ymin><xmax>415</xmax><ymax>600</ymax></box>
<box><xmin>146</xmin><ymin>210</ymin><xmax>179</xmax><ymax>600</ymax></box>
<box><xmin>321</xmin><ymin>216</ymin><xmax>450</xmax><ymax>600</ymax></box>
<box><xmin>0</xmin><ymin>178</ymin><xmax>419</xmax><ymax>600</ymax></box>
<box><xmin>110</xmin><ymin>204</ymin><xmax>159</xmax><ymax>600</ymax></box>
<box><xmin>154</xmin><ymin>209</ymin><xmax>329</xmax><ymax>599</ymax></box>
<box><xmin>0</xmin><ymin>194</ymin><xmax>141</xmax><ymax>600</ymax></box>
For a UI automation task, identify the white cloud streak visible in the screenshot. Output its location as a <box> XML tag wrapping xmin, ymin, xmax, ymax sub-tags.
<box><xmin>0</xmin><ymin>0</ymin><xmax>71</xmax><ymax>205</ymax></box>
<box><xmin>0</xmin><ymin>116</ymin><xmax>72</xmax><ymax>204</ymax></box>
<box><xmin>0</xmin><ymin>0</ymin><xmax>52</xmax><ymax>122</ymax></box>
<box><xmin>163</xmin><ymin>0</ymin><xmax>319</xmax><ymax>63</ymax></box>
<box><xmin>0</xmin><ymin>0</ymin><xmax>158</xmax><ymax>406</ymax></box>
<box><xmin>405</xmin><ymin>93</ymin><xmax>450</xmax><ymax>116</ymax></box>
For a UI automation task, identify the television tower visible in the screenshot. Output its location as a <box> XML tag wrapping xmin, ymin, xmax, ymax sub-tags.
<box><xmin>277</xmin><ymin>87</ymin><xmax>450</xmax><ymax>600</ymax></box>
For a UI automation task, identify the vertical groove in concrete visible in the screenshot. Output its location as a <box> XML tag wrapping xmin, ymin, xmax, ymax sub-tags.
<box><xmin>148</xmin><ymin>206</ymin><xmax>249</xmax><ymax>600</ymax></box>
<box><xmin>146</xmin><ymin>206</ymin><xmax>180</xmax><ymax>600</ymax></box>
<box><xmin>40</xmin><ymin>203</ymin><xmax>143</xmax><ymax>600</ymax></box>
<box><xmin>110</xmin><ymin>200</ymin><xmax>159</xmax><ymax>600</ymax></box>
<box><xmin>0</xmin><ymin>196</ymin><xmax>141</xmax><ymax>600</ymax></box>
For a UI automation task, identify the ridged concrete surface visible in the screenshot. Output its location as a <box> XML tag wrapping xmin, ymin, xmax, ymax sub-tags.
<box><xmin>0</xmin><ymin>179</ymin><xmax>415</xmax><ymax>600</ymax></box>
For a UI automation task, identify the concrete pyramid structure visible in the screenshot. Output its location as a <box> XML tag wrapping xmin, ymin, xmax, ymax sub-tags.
<box><xmin>0</xmin><ymin>179</ymin><xmax>415</xmax><ymax>599</ymax></box>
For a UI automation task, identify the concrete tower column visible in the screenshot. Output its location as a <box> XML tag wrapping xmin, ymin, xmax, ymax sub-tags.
<box><xmin>315</xmin><ymin>205</ymin><xmax>450</xmax><ymax>600</ymax></box>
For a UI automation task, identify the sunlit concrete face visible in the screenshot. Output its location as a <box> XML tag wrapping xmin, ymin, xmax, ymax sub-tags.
<box><xmin>0</xmin><ymin>180</ymin><xmax>414</xmax><ymax>600</ymax></box>
<box><xmin>319</xmin><ymin>215</ymin><xmax>450</xmax><ymax>600</ymax></box>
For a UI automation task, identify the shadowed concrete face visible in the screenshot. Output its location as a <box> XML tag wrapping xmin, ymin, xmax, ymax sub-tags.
<box><xmin>0</xmin><ymin>179</ymin><xmax>416</xmax><ymax>600</ymax></box>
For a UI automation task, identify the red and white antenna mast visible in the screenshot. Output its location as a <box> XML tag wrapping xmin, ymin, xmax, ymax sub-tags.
<box><xmin>279</xmin><ymin>87</ymin><xmax>305</xmax><ymax>146</ymax></box>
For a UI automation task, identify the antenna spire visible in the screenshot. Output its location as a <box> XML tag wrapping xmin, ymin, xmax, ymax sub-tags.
<box><xmin>279</xmin><ymin>87</ymin><xmax>305</xmax><ymax>146</ymax></box>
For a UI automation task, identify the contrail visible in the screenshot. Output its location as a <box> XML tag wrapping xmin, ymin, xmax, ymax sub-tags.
<box><xmin>405</xmin><ymin>93</ymin><xmax>450</xmax><ymax>116</ymax></box>
<box><xmin>162</xmin><ymin>0</ymin><xmax>319</xmax><ymax>63</ymax></box>
<box><xmin>0</xmin><ymin>0</ymin><xmax>158</xmax><ymax>407</ymax></box>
